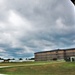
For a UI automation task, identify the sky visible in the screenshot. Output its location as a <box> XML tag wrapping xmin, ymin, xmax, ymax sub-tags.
<box><xmin>0</xmin><ymin>0</ymin><xmax>75</xmax><ymax>59</ymax></box>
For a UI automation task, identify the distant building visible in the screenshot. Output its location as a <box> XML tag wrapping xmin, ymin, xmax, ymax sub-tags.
<box><xmin>34</xmin><ymin>48</ymin><xmax>75</xmax><ymax>61</ymax></box>
<box><xmin>3</xmin><ymin>59</ymin><xmax>10</xmax><ymax>62</ymax></box>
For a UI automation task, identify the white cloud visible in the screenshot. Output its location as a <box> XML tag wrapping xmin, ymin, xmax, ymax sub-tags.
<box><xmin>8</xmin><ymin>10</ymin><xmax>32</xmax><ymax>30</ymax></box>
<box><xmin>56</xmin><ymin>18</ymin><xmax>65</xmax><ymax>29</ymax></box>
<box><xmin>0</xmin><ymin>53</ymin><xmax>14</xmax><ymax>59</ymax></box>
<box><xmin>0</xmin><ymin>48</ymin><xmax>5</xmax><ymax>52</ymax></box>
<box><xmin>73</xmin><ymin>40</ymin><xmax>75</xmax><ymax>43</ymax></box>
<box><xmin>16</xmin><ymin>46</ymin><xmax>34</xmax><ymax>55</ymax></box>
<box><xmin>0</xmin><ymin>0</ymin><xmax>5</xmax><ymax>6</ymax></box>
<box><xmin>0</xmin><ymin>9</ymin><xmax>34</xmax><ymax>47</ymax></box>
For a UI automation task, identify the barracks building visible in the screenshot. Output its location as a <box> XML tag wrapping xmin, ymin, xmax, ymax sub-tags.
<box><xmin>34</xmin><ymin>48</ymin><xmax>75</xmax><ymax>61</ymax></box>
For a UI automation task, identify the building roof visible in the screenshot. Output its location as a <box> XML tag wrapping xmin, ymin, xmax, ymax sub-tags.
<box><xmin>34</xmin><ymin>48</ymin><xmax>75</xmax><ymax>54</ymax></box>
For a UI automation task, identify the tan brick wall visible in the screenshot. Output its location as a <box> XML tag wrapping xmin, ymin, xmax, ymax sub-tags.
<box><xmin>35</xmin><ymin>49</ymin><xmax>75</xmax><ymax>61</ymax></box>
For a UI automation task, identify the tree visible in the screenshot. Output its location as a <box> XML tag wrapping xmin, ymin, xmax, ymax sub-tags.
<box><xmin>19</xmin><ymin>58</ymin><xmax>22</xmax><ymax>60</ymax></box>
<box><xmin>26</xmin><ymin>58</ymin><xmax>28</xmax><ymax>60</ymax></box>
<box><xmin>12</xmin><ymin>58</ymin><xmax>15</xmax><ymax>60</ymax></box>
<box><xmin>29</xmin><ymin>58</ymin><xmax>35</xmax><ymax>60</ymax></box>
<box><xmin>0</xmin><ymin>58</ymin><xmax>3</xmax><ymax>60</ymax></box>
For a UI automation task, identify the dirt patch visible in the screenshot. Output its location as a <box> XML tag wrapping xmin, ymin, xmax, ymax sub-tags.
<box><xmin>6</xmin><ymin>68</ymin><xmax>17</xmax><ymax>72</ymax></box>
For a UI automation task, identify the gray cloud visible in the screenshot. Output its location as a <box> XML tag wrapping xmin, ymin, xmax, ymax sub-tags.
<box><xmin>0</xmin><ymin>0</ymin><xmax>75</xmax><ymax>58</ymax></box>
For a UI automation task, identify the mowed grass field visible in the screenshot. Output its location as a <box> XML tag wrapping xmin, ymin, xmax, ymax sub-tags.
<box><xmin>0</xmin><ymin>61</ymin><xmax>75</xmax><ymax>75</ymax></box>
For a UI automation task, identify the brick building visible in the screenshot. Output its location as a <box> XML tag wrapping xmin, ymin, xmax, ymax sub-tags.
<box><xmin>34</xmin><ymin>48</ymin><xmax>75</xmax><ymax>61</ymax></box>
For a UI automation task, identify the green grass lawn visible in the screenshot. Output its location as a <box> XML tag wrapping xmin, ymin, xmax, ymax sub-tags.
<box><xmin>0</xmin><ymin>61</ymin><xmax>75</xmax><ymax>75</ymax></box>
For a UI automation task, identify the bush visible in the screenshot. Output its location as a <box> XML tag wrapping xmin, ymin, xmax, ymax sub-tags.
<box><xmin>53</xmin><ymin>58</ymin><xmax>57</xmax><ymax>61</ymax></box>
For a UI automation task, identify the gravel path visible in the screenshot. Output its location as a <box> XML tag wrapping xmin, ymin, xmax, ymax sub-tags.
<box><xmin>0</xmin><ymin>74</ymin><xmax>5</xmax><ymax>75</ymax></box>
<box><xmin>0</xmin><ymin>66</ymin><xmax>10</xmax><ymax>68</ymax></box>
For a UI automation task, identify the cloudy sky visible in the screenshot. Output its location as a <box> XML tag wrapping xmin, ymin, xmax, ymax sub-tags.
<box><xmin>0</xmin><ymin>0</ymin><xmax>75</xmax><ymax>59</ymax></box>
